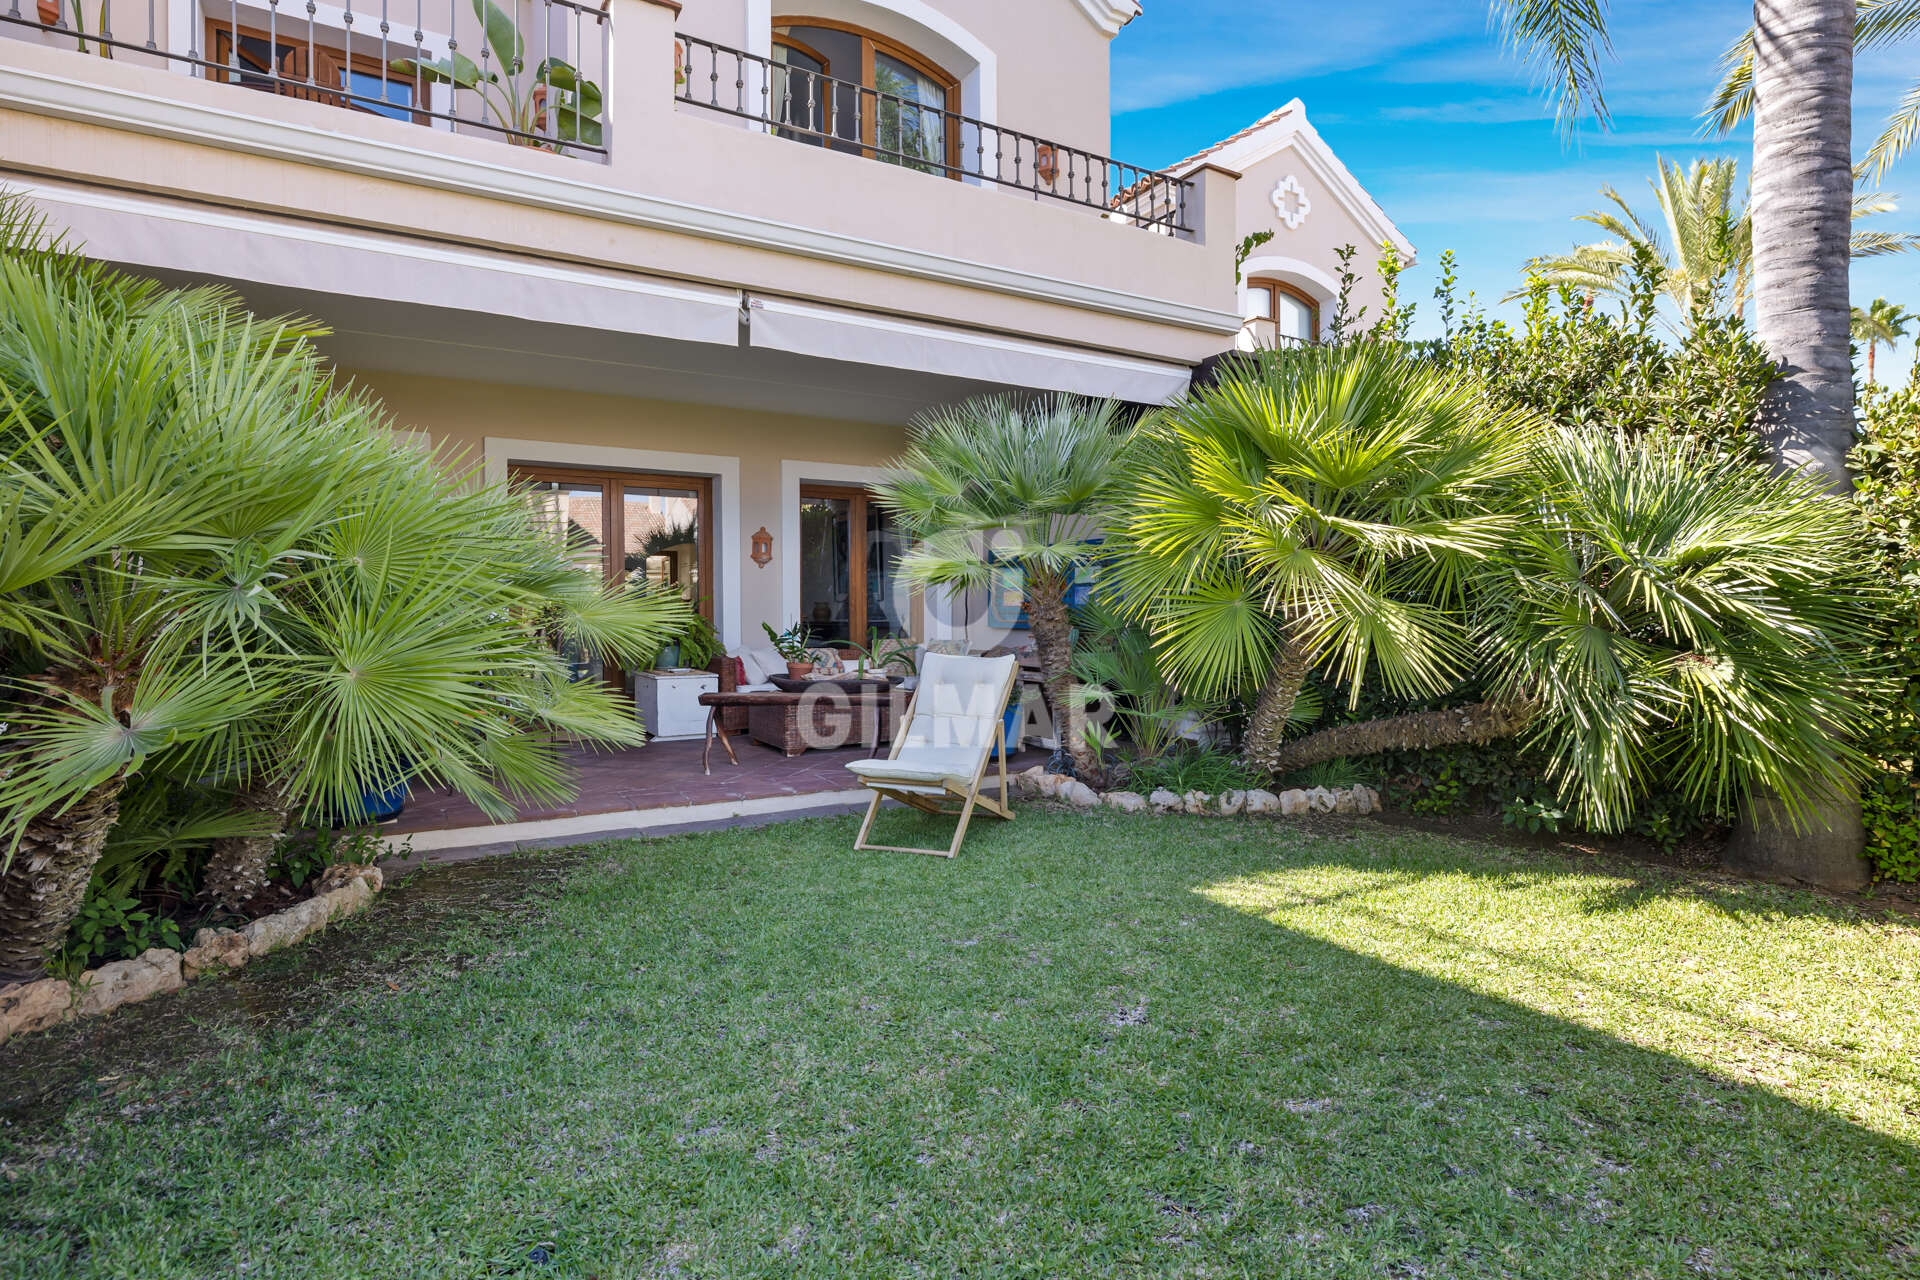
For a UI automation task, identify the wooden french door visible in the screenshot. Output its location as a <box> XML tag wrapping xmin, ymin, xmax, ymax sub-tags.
<box><xmin>798</xmin><ymin>484</ymin><xmax>905</xmax><ymax>648</ymax></box>
<box><xmin>516</xmin><ymin>464</ymin><xmax>713</xmax><ymax>683</ymax></box>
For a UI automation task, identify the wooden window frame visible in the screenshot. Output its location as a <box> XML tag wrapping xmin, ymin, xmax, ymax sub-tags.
<box><xmin>774</xmin><ymin>17</ymin><xmax>962</xmax><ymax>175</ymax></box>
<box><xmin>1246</xmin><ymin>277</ymin><xmax>1322</xmax><ymax>342</ymax></box>
<box><xmin>513</xmin><ymin>462</ymin><xmax>714</xmax><ymax>619</ymax></box>
<box><xmin>801</xmin><ymin>483</ymin><xmax>906</xmax><ymax>649</ymax></box>
<box><xmin>206</xmin><ymin>19</ymin><xmax>426</xmax><ymax>121</ymax></box>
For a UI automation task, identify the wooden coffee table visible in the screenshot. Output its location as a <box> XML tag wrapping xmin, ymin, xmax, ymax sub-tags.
<box><xmin>697</xmin><ymin>689</ymin><xmax>904</xmax><ymax>774</ymax></box>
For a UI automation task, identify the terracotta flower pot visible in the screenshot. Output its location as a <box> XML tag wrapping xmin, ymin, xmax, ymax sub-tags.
<box><xmin>786</xmin><ymin>661</ymin><xmax>815</xmax><ymax>679</ymax></box>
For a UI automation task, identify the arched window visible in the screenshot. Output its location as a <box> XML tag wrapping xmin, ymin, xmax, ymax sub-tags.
<box><xmin>773</xmin><ymin>19</ymin><xmax>960</xmax><ymax>175</ymax></box>
<box><xmin>1244</xmin><ymin>278</ymin><xmax>1320</xmax><ymax>345</ymax></box>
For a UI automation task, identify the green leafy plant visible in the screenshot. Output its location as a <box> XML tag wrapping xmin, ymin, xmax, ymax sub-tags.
<box><xmin>391</xmin><ymin>0</ymin><xmax>604</xmax><ymax>150</ymax></box>
<box><xmin>845</xmin><ymin>627</ymin><xmax>917</xmax><ymax>678</ymax></box>
<box><xmin>1128</xmin><ymin>747</ymin><xmax>1260</xmax><ymax>797</ymax></box>
<box><xmin>761</xmin><ymin>620</ymin><xmax>814</xmax><ymax>663</ymax></box>
<box><xmin>875</xmin><ymin>394</ymin><xmax>1134</xmax><ymax>783</ymax></box>
<box><xmin>1501</xmin><ymin>795</ymin><xmax>1569</xmax><ymax>835</ymax></box>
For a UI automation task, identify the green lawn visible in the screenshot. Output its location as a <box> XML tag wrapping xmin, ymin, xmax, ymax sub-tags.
<box><xmin>4</xmin><ymin>809</ymin><xmax>1917</xmax><ymax>1278</ymax></box>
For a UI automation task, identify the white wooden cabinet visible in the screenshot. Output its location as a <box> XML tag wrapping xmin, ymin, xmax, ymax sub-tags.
<box><xmin>633</xmin><ymin>669</ymin><xmax>718</xmax><ymax>741</ymax></box>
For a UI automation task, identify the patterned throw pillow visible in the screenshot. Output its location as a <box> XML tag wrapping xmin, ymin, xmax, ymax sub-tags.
<box><xmin>806</xmin><ymin>647</ymin><xmax>846</xmax><ymax>677</ymax></box>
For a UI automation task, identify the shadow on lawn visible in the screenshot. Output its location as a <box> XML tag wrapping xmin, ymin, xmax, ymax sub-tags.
<box><xmin>0</xmin><ymin>849</ymin><xmax>594</xmax><ymax>1137</ymax></box>
<box><xmin>1157</xmin><ymin>832</ymin><xmax>1920</xmax><ymax>1271</ymax></box>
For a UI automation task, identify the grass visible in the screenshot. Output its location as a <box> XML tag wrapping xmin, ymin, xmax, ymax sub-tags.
<box><xmin>3</xmin><ymin>809</ymin><xmax>1917</xmax><ymax>1278</ymax></box>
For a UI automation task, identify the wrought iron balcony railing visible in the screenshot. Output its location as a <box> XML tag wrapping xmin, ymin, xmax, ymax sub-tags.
<box><xmin>674</xmin><ymin>33</ymin><xmax>1191</xmax><ymax>236</ymax></box>
<box><xmin>3</xmin><ymin>0</ymin><xmax>611</xmax><ymax>158</ymax></box>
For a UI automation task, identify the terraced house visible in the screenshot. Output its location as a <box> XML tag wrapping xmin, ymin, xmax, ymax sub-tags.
<box><xmin>1</xmin><ymin>0</ymin><xmax>1410</xmax><ymax>657</ymax></box>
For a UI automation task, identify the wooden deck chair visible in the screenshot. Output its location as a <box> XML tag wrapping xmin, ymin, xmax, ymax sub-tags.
<box><xmin>845</xmin><ymin>652</ymin><xmax>1019</xmax><ymax>858</ymax></box>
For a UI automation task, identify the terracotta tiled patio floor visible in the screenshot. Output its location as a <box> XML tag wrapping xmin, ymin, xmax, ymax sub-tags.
<box><xmin>387</xmin><ymin>737</ymin><xmax>1048</xmax><ymax>837</ymax></box>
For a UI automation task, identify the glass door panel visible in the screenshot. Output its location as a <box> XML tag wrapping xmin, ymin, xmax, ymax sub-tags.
<box><xmin>622</xmin><ymin>484</ymin><xmax>703</xmax><ymax>607</ymax></box>
<box><xmin>865</xmin><ymin>500</ymin><xmax>906</xmax><ymax>639</ymax></box>
<box><xmin>524</xmin><ymin>479</ymin><xmax>609</xmax><ymax>683</ymax></box>
<box><xmin>799</xmin><ymin>493</ymin><xmax>853</xmax><ymax>647</ymax></box>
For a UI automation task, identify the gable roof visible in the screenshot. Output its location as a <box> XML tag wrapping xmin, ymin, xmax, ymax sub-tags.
<box><xmin>1072</xmin><ymin>0</ymin><xmax>1141</xmax><ymax>36</ymax></box>
<box><xmin>1170</xmin><ymin>100</ymin><xmax>1415</xmax><ymax>263</ymax></box>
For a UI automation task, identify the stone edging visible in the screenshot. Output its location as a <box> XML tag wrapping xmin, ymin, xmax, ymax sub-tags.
<box><xmin>0</xmin><ymin>864</ymin><xmax>384</xmax><ymax>1047</ymax></box>
<box><xmin>1011</xmin><ymin>767</ymin><xmax>1382</xmax><ymax>818</ymax></box>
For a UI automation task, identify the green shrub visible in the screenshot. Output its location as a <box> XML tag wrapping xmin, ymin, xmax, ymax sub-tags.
<box><xmin>1127</xmin><ymin>747</ymin><xmax>1260</xmax><ymax>796</ymax></box>
<box><xmin>1850</xmin><ymin>377</ymin><xmax>1920</xmax><ymax>880</ymax></box>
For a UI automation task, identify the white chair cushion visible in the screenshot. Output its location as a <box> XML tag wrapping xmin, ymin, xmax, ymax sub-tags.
<box><xmin>737</xmin><ymin>681</ymin><xmax>779</xmax><ymax>693</ymax></box>
<box><xmin>847</xmin><ymin>748</ymin><xmax>986</xmax><ymax>793</ymax></box>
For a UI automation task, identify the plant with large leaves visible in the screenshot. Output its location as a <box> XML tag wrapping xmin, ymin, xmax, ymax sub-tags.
<box><xmin>1105</xmin><ymin>344</ymin><xmax>1544</xmax><ymax>776</ymax></box>
<box><xmin>392</xmin><ymin>0</ymin><xmax>603</xmax><ymax>149</ymax></box>
<box><xmin>873</xmin><ymin>394</ymin><xmax>1132</xmax><ymax>783</ymax></box>
<box><xmin>0</xmin><ymin>212</ymin><xmax>685</xmax><ymax>975</ymax></box>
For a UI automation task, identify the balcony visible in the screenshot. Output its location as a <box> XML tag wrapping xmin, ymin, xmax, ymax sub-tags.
<box><xmin>671</xmin><ymin>34</ymin><xmax>1190</xmax><ymax>236</ymax></box>
<box><xmin>0</xmin><ymin>0</ymin><xmax>1239</xmax><ymax>372</ymax></box>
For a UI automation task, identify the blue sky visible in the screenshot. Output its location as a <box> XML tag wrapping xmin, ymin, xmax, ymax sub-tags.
<box><xmin>1108</xmin><ymin>0</ymin><xmax>1920</xmax><ymax>374</ymax></box>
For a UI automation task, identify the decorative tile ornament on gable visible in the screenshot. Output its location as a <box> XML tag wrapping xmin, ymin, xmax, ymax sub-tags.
<box><xmin>1270</xmin><ymin>174</ymin><xmax>1311</xmax><ymax>230</ymax></box>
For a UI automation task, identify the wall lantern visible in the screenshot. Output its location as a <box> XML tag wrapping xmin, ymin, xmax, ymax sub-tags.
<box><xmin>750</xmin><ymin>526</ymin><xmax>774</xmax><ymax>568</ymax></box>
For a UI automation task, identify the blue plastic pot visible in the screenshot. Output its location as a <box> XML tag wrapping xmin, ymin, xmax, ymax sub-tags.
<box><xmin>356</xmin><ymin>776</ymin><xmax>409</xmax><ymax>823</ymax></box>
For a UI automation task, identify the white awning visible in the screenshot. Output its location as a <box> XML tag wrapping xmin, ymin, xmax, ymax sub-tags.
<box><xmin>18</xmin><ymin>179</ymin><xmax>744</xmax><ymax>347</ymax></box>
<box><xmin>747</xmin><ymin>296</ymin><xmax>1193</xmax><ymax>403</ymax></box>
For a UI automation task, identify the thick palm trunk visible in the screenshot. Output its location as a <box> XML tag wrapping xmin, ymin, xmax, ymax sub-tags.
<box><xmin>200</xmin><ymin>779</ymin><xmax>293</xmax><ymax>913</ymax></box>
<box><xmin>1266</xmin><ymin>699</ymin><xmax>1536</xmax><ymax>776</ymax></box>
<box><xmin>1751</xmin><ymin>0</ymin><xmax>1856</xmax><ymax>488</ymax></box>
<box><xmin>1242</xmin><ymin>643</ymin><xmax>1313</xmax><ymax>775</ymax></box>
<box><xmin>1733</xmin><ymin>0</ymin><xmax>1868</xmax><ymax>886</ymax></box>
<box><xmin>0</xmin><ymin>775</ymin><xmax>126</xmax><ymax>982</ymax></box>
<box><xmin>1025</xmin><ymin>572</ymin><xmax>1100</xmax><ymax>782</ymax></box>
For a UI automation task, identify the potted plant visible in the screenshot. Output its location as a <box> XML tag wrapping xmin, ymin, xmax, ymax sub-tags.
<box><xmin>762</xmin><ymin>620</ymin><xmax>816</xmax><ymax>679</ymax></box>
<box><xmin>846</xmin><ymin>628</ymin><xmax>917</xmax><ymax>684</ymax></box>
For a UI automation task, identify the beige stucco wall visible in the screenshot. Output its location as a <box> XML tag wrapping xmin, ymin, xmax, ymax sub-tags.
<box><xmin>0</xmin><ymin>4</ymin><xmax>1235</xmax><ymax>366</ymax></box>
<box><xmin>359</xmin><ymin>369</ymin><xmax>920</xmax><ymax>648</ymax></box>
<box><xmin>1229</xmin><ymin>145</ymin><xmax>1396</xmax><ymax>338</ymax></box>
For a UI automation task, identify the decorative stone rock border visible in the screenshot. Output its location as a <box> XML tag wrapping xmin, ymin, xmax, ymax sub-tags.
<box><xmin>1011</xmin><ymin>768</ymin><xmax>1381</xmax><ymax>819</ymax></box>
<box><xmin>0</xmin><ymin>864</ymin><xmax>384</xmax><ymax>1047</ymax></box>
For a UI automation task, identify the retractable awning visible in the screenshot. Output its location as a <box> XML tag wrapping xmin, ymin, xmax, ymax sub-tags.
<box><xmin>746</xmin><ymin>296</ymin><xmax>1193</xmax><ymax>404</ymax></box>
<box><xmin>19</xmin><ymin>179</ymin><xmax>745</xmax><ymax>347</ymax></box>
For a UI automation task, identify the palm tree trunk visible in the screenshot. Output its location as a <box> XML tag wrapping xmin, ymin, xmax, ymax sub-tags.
<box><xmin>1266</xmin><ymin>699</ymin><xmax>1536</xmax><ymax>776</ymax></box>
<box><xmin>1751</xmin><ymin>0</ymin><xmax>1856</xmax><ymax>488</ymax></box>
<box><xmin>200</xmin><ymin>779</ymin><xmax>293</xmax><ymax>913</ymax></box>
<box><xmin>1024</xmin><ymin>571</ymin><xmax>1100</xmax><ymax>782</ymax></box>
<box><xmin>1242</xmin><ymin>643</ymin><xmax>1313</xmax><ymax>775</ymax></box>
<box><xmin>0</xmin><ymin>775</ymin><xmax>127</xmax><ymax>982</ymax></box>
<box><xmin>1735</xmin><ymin>0</ymin><xmax>1869</xmax><ymax>887</ymax></box>
<box><xmin>1868</xmin><ymin>342</ymin><xmax>1877</xmax><ymax>387</ymax></box>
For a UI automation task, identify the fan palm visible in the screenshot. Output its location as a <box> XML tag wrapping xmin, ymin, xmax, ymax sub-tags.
<box><xmin>873</xmin><ymin>395</ymin><xmax>1132</xmax><ymax>782</ymax></box>
<box><xmin>1852</xmin><ymin>297</ymin><xmax>1914</xmax><ymax>385</ymax></box>
<box><xmin>1104</xmin><ymin>344</ymin><xmax>1544</xmax><ymax>774</ymax></box>
<box><xmin>0</xmin><ymin>211</ymin><xmax>685</xmax><ymax>974</ymax></box>
<box><xmin>1492</xmin><ymin>0</ymin><xmax>1868</xmax><ymax>873</ymax></box>
<box><xmin>1267</xmin><ymin>433</ymin><xmax>1879</xmax><ymax>831</ymax></box>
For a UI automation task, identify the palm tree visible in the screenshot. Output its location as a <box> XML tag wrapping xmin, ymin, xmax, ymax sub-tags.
<box><xmin>1518</xmin><ymin>157</ymin><xmax>1914</xmax><ymax>326</ymax></box>
<box><xmin>0</xmin><ymin>212</ymin><xmax>685</xmax><ymax>975</ymax></box>
<box><xmin>873</xmin><ymin>395</ymin><xmax>1133</xmax><ymax>783</ymax></box>
<box><xmin>1105</xmin><ymin>345</ymin><xmax>1543</xmax><ymax>774</ymax></box>
<box><xmin>1519</xmin><ymin>157</ymin><xmax>1753</xmax><ymax>320</ymax></box>
<box><xmin>1493</xmin><ymin>0</ymin><xmax>1870</xmax><ymax>879</ymax></box>
<box><xmin>1119</xmin><ymin>350</ymin><xmax>1878</xmax><ymax>830</ymax></box>
<box><xmin>1267</xmin><ymin>432</ymin><xmax>1879</xmax><ymax>830</ymax></box>
<box><xmin>1707</xmin><ymin>0</ymin><xmax>1920</xmax><ymax>183</ymax></box>
<box><xmin>1852</xmin><ymin>297</ymin><xmax>1913</xmax><ymax>385</ymax></box>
